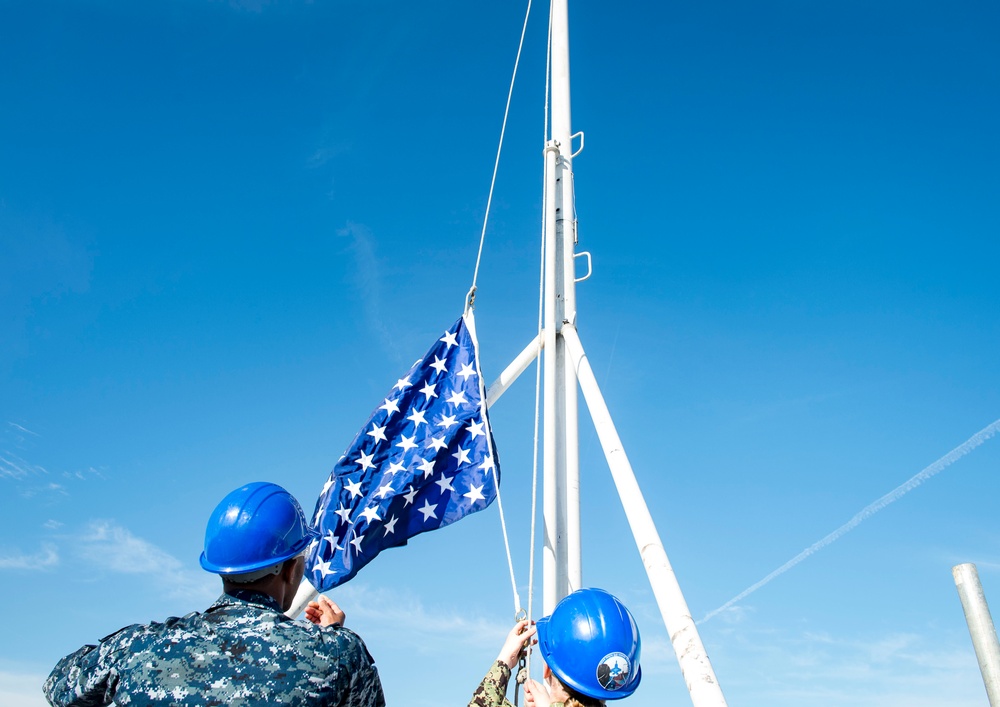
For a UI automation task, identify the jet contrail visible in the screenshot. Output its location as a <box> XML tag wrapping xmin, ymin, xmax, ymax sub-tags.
<box><xmin>699</xmin><ymin>418</ymin><xmax>1000</xmax><ymax>624</ymax></box>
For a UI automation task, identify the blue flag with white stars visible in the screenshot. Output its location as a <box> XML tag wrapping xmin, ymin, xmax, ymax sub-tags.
<box><xmin>305</xmin><ymin>312</ymin><xmax>499</xmax><ymax>590</ymax></box>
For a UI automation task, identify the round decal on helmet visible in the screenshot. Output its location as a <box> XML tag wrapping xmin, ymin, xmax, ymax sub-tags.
<box><xmin>596</xmin><ymin>651</ymin><xmax>632</xmax><ymax>691</ymax></box>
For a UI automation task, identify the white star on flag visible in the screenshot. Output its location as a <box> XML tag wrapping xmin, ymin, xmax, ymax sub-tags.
<box><xmin>430</xmin><ymin>356</ymin><xmax>448</xmax><ymax>374</ymax></box>
<box><xmin>315</xmin><ymin>558</ymin><xmax>334</xmax><ymax>577</ymax></box>
<box><xmin>324</xmin><ymin>530</ymin><xmax>341</xmax><ymax>550</ymax></box>
<box><xmin>419</xmin><ymin>382</ymin><xmax>437</xmax><ymax>400</ymax></box>
<box><xmin>434</xmin><ymin>475</ymin><xmax>455</xmax><ymax>494</ymax></box>
<box><xmin>356</xmin><ymin>451</ymin><xmax>375</xmax><ymax>471</ymax></box>
<box><xmin>344</xmin><ymin>479</ymin><xmax>363</xmax><ymax>498</ymax></box>
<box><xmin>418</xmin><ymin>499</ymin><xmax>438</xmax><ymax>521</ymax></box>
<box><xmin>463</xmin><ymin>484</ymin><xmax>486</xmax><ymax>503</ymax></box>
<box><xmin>417</xmin><ymin>458</ymin><xmax>435</xmax><ymax>478</ymax></box>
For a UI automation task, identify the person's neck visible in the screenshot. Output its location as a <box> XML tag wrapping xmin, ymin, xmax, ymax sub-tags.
<box><xmin>223</xmin><ymin>579</ymin><xmax>285</xmax><ymax>609</ymax></box>
<box><xmin>546</xmin><ymin>679</ymin><xmax>571</xmax><ymax>703</ymax></box>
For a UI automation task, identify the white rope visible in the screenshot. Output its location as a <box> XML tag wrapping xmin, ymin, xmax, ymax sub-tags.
<box><xmin>525</xmin><ymin>4</ymin><xmax>555</xmax><ymax>680</ymax></box>
<box><xmin>492</xmin><ymin>464</ymin><xmax>523</xmax><ymax>615</ymax></box>
<box><xmin>544</xmin><ymin>0</ymin><xmax>553</xmax><ymax>142</ymax></box>
<box><xmin>459</xmin><ymin>306</ymin><xmax>522</xmax><ymax>616</ymax></box>
<box><xmin>524</xmin><ymin>179</ymin><xmax>545</xmax><ymax>678</ymax></box>
<box><xmin>466</xmin><ymin>0</ymin><xmax>534</xmax><ymax>617</ymax></box>
<box><xmin>466</xmin><ymin>0</ymin><xmax>534</xmax><ymax>314</ymax></box>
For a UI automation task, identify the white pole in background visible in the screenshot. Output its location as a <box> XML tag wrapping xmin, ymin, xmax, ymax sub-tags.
<box><xmin>954</xmin><ymin>563</ymin><xmax>1000</xmax><ymax>706</ymax></box>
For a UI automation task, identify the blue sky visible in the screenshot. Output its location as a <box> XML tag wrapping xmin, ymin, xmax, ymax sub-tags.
<box><xmin>2</xmin><ymin>1</ymin><xmax>998</xmax><ymax>705</ymax></box>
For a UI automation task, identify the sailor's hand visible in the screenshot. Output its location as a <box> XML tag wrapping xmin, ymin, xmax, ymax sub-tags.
<box><xmin>497</xmin><ymin>619</ymin><xmax>537</xmax><ymax>669</ymax></box>
<box><xmin>305</xmin><ymin>595</ymin><xmax>347</xmax><ymax>628</ymax></box>
<box><xmin>523</xmin><ymin>679</ymin><xmax>551</xmax><ymax>707</ymax></box>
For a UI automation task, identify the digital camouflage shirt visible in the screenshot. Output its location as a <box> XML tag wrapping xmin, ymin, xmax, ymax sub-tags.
<box><xmin>43</xmin><ymin>589</ymin><xmax>385</xmax><ymax>707</ymax></box>
<box><xmin>468</xmin><ymin>661</ymin><xmax>571</xmax><ymax>707</ymax></box>
<box><xmin>468</xmin><ymin>661</ymin><xmax>515</xmax><ymax>707</ymax></box>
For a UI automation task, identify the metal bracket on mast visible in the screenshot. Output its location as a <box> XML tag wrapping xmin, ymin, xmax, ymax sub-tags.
<box><xmin>574</xmin><ymin>251</ymin><xmax>592</xmax><ymax>282</ymax></box>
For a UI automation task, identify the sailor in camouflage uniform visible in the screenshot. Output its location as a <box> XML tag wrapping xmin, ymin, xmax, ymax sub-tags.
<box><xmin>44</xmin><ymin>482</ymin><xmax>385</xmax><ymax>707</ymax></box>
<box><xmin>468</xmin><ymin>619</ymin><xmax>536</xmax><ymax>707</ymax></box>
<box><xmin>469</xmin><ymin>589</ymin><xmax>641</xmax><ymax>707</ymax></box>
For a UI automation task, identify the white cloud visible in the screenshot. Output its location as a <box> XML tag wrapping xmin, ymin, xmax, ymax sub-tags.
<box><xmin>1</xmin><ymin>423</ymin><xmax>104</xmax><ymax>492</ymax></box>
<box><xmin>332</xmin><ymin>583</ymin><xmax>511</xmax><ymax>655</ymax></box>
<box><xmin>79</xmin><ymin>520</ymin><xmax>180</xmax><ymax>574</ymax></box>
<box><xmin>0</xmin><ymin>453</ymin><xmax>44</xmax><ymax>480</ymax></box>
<box><xmin>0</xmin><ymin>543</ymin><xmax>58</xmax><ymax>570</ymax></box>
<box><xmin>0</xmin><ymin>670</ymin><xmax>48</xmax><ymax>707</ymax></box>
<box><xmin>62</xmin><ymin>466</ymin><xmax>107</xmax><ymax>482</ymax></box>
<box><xmin>76</xmin><ymin>520</ymin><xmax>217</xmax><ymax>603</ymax></box>
<box><xmin>707</xmin><ymin>623</ymin><xmax>987</xmax><ymax>707</ymax></box>
<box><xmin>6</xmin><ymin>422</ymin><xmax>39</xmax><ymax>438</ymax></box>
<box><xmin>18</xmin><ymin>481</ymin><xmax>68</xmax><ymax>500</ymax></box>
<box><xmin>337</xmin><ymin>222</ymin><xmax>398</xmax><ymax>361</ymax></box>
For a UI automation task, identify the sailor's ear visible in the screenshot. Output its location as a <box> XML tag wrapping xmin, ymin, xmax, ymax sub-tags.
<box><xmin>280</xmin><ymin>556</ymin><xmax>301</xmax><ymax>582</ymax></box>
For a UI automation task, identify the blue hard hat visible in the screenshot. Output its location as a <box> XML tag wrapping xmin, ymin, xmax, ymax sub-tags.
<box><xmin>535</xmin><ymin>588</ymin><xmax>642</xmax><ymax>700</ymax></box>
<box><xmin>199</xmin><ymin>482</ymin><xmax>316</xmax><ymax>575</ymax></box>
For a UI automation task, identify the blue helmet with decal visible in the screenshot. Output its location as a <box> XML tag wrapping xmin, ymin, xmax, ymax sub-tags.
<box><xmin>535</xmin><ymin>588</ymin><xmax>642</xmax><ymax>700</ymax></box>
<box><xmin>199</xmin><ymin>482</ymin><xmax>316</xmax><ymax>576</ymax></box>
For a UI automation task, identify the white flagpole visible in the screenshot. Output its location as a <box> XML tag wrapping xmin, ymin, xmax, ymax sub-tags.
<box><xmin>544</xmin><ymin>0</ymin><xmax>582</xmax><ymax>616</ymax></box>
<box><xmin>544</xmin><ymin>1</ymin><xmax>729</xmax><ymax>704</ymax></box>
<box><xmin>286</xmin><ymin>581</ymin><xmax>320</xmax><ymax>619</ymax></box>
<box><xmin>542</xmin><ymin>137</ymin><xmax>565</xmax><ymax>614</ymax></box>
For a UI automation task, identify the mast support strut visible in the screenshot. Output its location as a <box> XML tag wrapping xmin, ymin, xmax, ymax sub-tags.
<box><xmin>562</xmin><ymin>324</ymin><xmax>729</xmax><ymax>707</ymax></box>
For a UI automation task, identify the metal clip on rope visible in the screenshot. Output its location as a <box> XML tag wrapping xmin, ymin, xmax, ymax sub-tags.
<box><xmin>513</xmin><ymin>652</ymin><xmax>528</xmax><ymax>706</ymax></box>
<box><xmin>465</xmin><ymin>285</ymin><xmax>477</xmax><ymax>315</ymax></box>
<box><xmin>511</xmin><ymin>608</ymin><xmax>529</xmax><ymax>706</ymax></box>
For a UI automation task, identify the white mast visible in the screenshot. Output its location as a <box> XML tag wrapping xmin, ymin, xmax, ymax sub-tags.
<box><xmin>542</xmin><ymin>1</ymin><xmax>730</xmax><ymax>705</ymax></box>
<box><xmin>542</xmin><ymin>0</ymin><xmax>581</xmax><ymax>614</ymax></box>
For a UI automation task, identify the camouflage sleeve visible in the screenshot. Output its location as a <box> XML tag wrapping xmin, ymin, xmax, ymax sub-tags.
<box><xmin>42</xmin><ymin>642</ymin><xmax>115</xmax><ymax>707</ymax></box>
<box><xmin>335</xmin><ymin>628</ymin><xmax>386</xmax><ymax>707</ymax></box>
<box><xmin>468</xmin><ymin>661</ymin><xmax>514</xmax><ymax>707</ymax></box>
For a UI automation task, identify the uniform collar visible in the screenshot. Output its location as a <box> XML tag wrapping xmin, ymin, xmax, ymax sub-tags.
<box><xmin>211</xmin><ymin>589</ymin><xmax>285</xmax><ymax>613</ymax></box>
